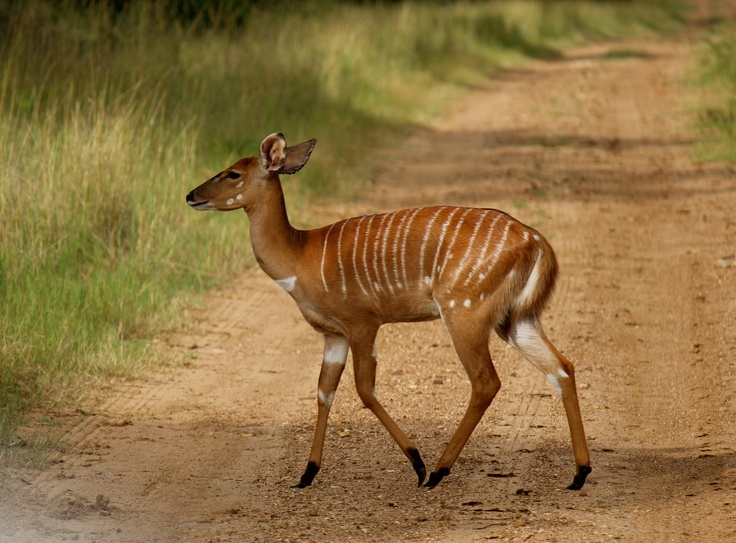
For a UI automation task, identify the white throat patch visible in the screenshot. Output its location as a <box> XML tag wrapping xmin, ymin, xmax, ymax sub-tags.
<box><xmin>275</xmin><ymin>276</ymin><xmax>297</xmax><ymax>293</ymax></box>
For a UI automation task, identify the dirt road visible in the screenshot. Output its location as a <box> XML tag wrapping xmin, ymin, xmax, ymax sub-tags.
<box><xmin>2</xmin><ymin>26</ymin><xmax>735</xmax><ymax>543</ymax></box>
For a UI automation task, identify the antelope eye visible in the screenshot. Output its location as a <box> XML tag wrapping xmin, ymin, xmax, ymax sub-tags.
<box><xmin>227</xmin><ymin>171</ymin><xmax>241</xmax><ymax>179</ymax></box>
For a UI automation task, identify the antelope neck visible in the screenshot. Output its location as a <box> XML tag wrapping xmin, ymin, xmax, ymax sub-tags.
<box><xmin>246</xmin><ymin>176</ymin><xmax>304</xmax><ymax>281</ymax></box>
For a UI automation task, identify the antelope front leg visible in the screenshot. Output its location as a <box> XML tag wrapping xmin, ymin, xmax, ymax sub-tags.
<box><xmin>350</xmin><ymin>327</ymin><xmax>427</xmax><ymax>486</ymax></box>
<box><xmin>292</xmin><ymin>334</ymin><xmax>349</xmax><ymax>489</ymax></box>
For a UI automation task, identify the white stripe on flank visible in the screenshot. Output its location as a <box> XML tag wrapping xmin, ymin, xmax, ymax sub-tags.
<box><xmin>483</xmin><ymin>219</ymin><xmax>512</xmax><ymax>283</ymax></box>
<box><xmin>392</xmin><ymin>210</ymin><xmax>410</xmax><ymax>289</ymax></box>
<box><xmin>351</xmin><ymin>216</ymin><xmax>371</xmax><ymax>298</ymax></box>
<box><xmin>275</xmin><ymin>276</ymin><xmax>297</xmax><ymax>292</ymax></box>
<box><xmin>337</xmin><ymin>220</ymin><xmax>348</xmax><ymax>296</ymax></box>
<box><xmin>437</xmin><ymin>208</ymin><xmax>472</xmax><ymax>282</ymax></box>
<box><xmin>516</xmin><ymin>249</ymin><xmax>543</xmax><ymax>309</ymax></box>
<box><xmin>372</xmin><ymin>214</ymin><xmax>389</xmax><ymax>293</ymax></box>
<box><xmin>321</xmin><ymin>223</ymin><xmax>337</xmax><ymax>292</ymax></box>
<box><xmin>380</xmin><ymin>212</ymin><xmax>398</xmax><ymax>295</ymax></box>
<box><xmin>430</xmin><ymin>208</ymin><xmax>462</xmax><ymax>287</ymax></box>
<box><xmin>400</xmin><ymin>208</ymin><xmax>422</xmax><ymax>290</ymax></box>
<box><xmin>452</xmin><ymin>210</ymin><xmax>488</xmax><ymax>285</ymax></box>
<box><xmin>418</xmin><ymin>208</ymin><xmax>446</xmax><ymax>287</ymax></box>
<box><xmin>362</xmin><ymin>215</ymin><xmax>380</xmax><ymax>298</ymax></box>
<box><xmin>463</xmin><ymin>214</ymin><xmax>503</xmax><ymax>286</ymax></box>
<box><xmin>488</xmin><ymin>221</ymin><xmax>511</xmax><ymax>271</ymax></box>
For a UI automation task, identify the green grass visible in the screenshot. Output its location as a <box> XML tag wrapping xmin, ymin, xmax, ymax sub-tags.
<box><xmin>0</xmin><ymin>0</ymin><xmax>687</xmax><ymax>456</ymax></box>
<box><xmin>692</xmin><ymin>21</ymin><xmax>736</xmax><ymax>163</ymax></box>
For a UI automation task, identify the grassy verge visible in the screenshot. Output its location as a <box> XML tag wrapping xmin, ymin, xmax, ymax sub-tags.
<box><xmin>0</xmin><ymin>0</ymin><xmax>686</xmax><ymax>459</ymax></box>
<box><xmin>692</xmin><ymin>19</ymin><xmax>736</xmax><ymax>163</ymax></box>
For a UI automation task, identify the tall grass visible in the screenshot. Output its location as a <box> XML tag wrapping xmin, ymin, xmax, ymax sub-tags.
<box><xmin>0</xmin><ymin>0</ymin><xmax>686</xmax><ymax>453</ymax></box>
<box><xmin>692</xmin><ymin>21</ymin><xmax>736</xmax><ymax>163</ymax></box>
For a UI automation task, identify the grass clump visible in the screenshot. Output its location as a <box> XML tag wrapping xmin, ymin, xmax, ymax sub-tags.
<box><xmin>0</xmin><ymin>0</ymin><xmax>687</xmax><ymax>454</ymax></box>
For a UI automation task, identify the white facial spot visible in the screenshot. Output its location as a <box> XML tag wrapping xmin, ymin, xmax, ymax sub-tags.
<box><xmin>449</xmin><ymin>300</ymin><xmax>456</xmax><ymax>308</ymax></box>
<box><xmin>236</xmin><ymin>193</ymin><xmax>243</xmax><ymax>200</ymax></box>
<box><xmin>464</xmin><ymin>299</ymin><xmax>471</xmax><ymax>308</ymax></box>
<box><xmin>236</xmin><ymin>181</ymin><xmax>244</xmax><ymax>188</ymax></box>
<box><xmin>324</xmin><ymin>339</ymin><xmax>349</xmax><ymax>365</ymax></box>
<box><xmin>227</xmin><ymin>198</ymin><xmax>234</xmax><ymax>205</ymax></box>
<box><xmin>275</xmin><ymin>275</ymin><xmax>297</xmax><ymax>293</ymax></box>
<box><xmin>318</xmin><ymin>389</ymin><xmax>335</xmax><ymax>407</ymax></box>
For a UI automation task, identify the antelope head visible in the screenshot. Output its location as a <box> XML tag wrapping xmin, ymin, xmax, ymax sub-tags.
<box><xmin>186</xmin><ymin>132</ymin><xmax>317</xmax><ymax>212</ymax></box>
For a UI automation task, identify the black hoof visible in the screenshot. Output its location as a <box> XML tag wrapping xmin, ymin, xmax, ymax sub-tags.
<box><xmin>408</xmin><ymin>447</ymin><xmax>427</xmax><ymax>487</ymax></box>
<box><xmin>424</xmin><ymin>467</ymin><xmax>450</xmax><ymax>489</ymax></box>
<box><xmin>291</xmin><ymin>461</ymin><xmax>319</xmax><ymax>489</ymax></box>
<box><xmin>567</xmin><ymin>465</ymin><xmax>592</xmax><ymax>490</ymax></box>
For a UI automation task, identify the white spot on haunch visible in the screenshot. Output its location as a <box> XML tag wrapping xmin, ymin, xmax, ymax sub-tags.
<box><xmin>275</xmin><ymin>276</ymin><xmax>297</xmax><ymax>293</ymax></box>
<box><xmin>227</xmin><ymin>198</ymin><xmax>234</xmax><ymax>205</ymax></box>
<box><xmin>464</xmin><ymin>299</ymin><xmax>471</xmax><ymax>308</ymax></box>
<box><xmin>449</xmin><ymin>300</ymin><xmax>456</xmax><ymax>308</ymax></box>
<box><xmin>236</xmin><ymin>193</ymin><xmax>243</xmax><ymax>200</ymax></box>
<box><xmin>236</xmin><ymin>181</ymin><xmax>244</xmax><ymax>188</ymax></box>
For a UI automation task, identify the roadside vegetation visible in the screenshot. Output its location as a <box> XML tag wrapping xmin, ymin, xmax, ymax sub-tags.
<box><xmin>692</xmin><ymin>20</ymin><xmax>736</xmax><ymax>163</ymax></box>
<box><xmin>0</xmin><ymin>0</ymin><xmax>686</xmax><ymax>459</ymax></box>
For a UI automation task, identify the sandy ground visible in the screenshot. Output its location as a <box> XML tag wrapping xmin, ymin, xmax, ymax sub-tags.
<box><xmin>2</xmin><ymin>22</ymin><xmax>736</xmax><ymax>543</ymax></box>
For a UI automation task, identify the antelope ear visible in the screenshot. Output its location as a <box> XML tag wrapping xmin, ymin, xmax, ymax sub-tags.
<box><xmin>280</xmin><ymin>139</ymin><xmax>317</xmax><ymax>175</ymax></box>
<box><xmin>259</xmin><ymin>132</ymin><xmax>288</xmax><ymax>172</ymax></box>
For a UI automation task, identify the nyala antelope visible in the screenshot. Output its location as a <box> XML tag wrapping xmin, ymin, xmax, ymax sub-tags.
<box><xmin>186</xmin><ymin>133</ymin><xmax>592</xmax><ymax>490</ymax></box>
